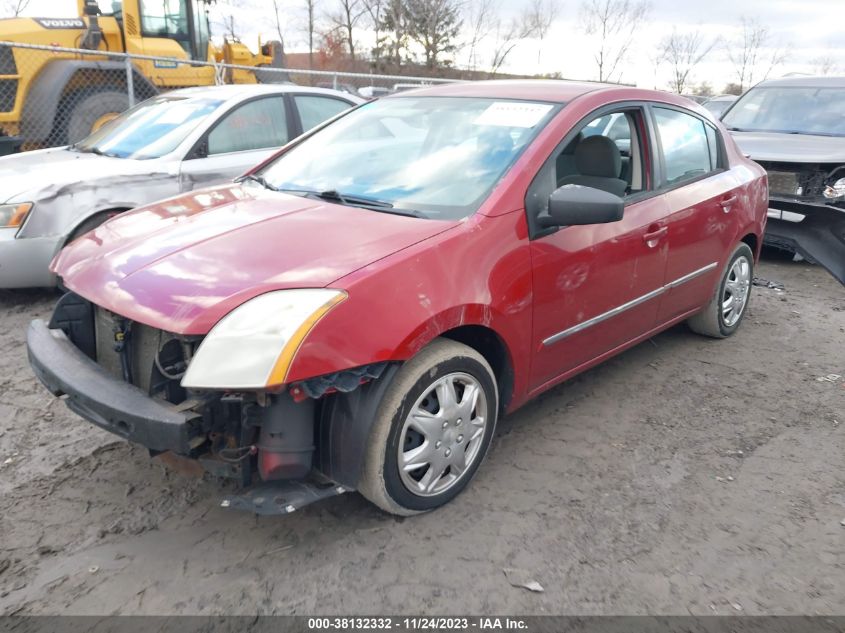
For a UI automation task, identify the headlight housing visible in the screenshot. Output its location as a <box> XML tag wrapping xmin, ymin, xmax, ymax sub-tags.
<box><xmin>823</xmin><ymin>177</ymin><xmax>845</xmax><ymax>200</ymax></box>
<box><xmin>0</xmin><ymin>202</ymin><xmax>33</xmax><ymax>229</ymax></box>
<box><xmin>181</xmin><ymin>289</ymin><xmax>347</xmax><ymax>390</ymax></box>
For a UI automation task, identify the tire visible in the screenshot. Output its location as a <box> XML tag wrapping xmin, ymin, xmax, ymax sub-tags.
<box><xmin>358</xmin><ymin>338</ymin><xmax>499</xmax><ymax>516</ymax></box>
<box><xmin>66</xmin><ymin>91</ymin><xmax>129</xmax><ymax>145</ymax></box>
<box><xmin>687</xmin><ymin>242</ymin><xmax>754</xmax><ymax>338</ymax></box>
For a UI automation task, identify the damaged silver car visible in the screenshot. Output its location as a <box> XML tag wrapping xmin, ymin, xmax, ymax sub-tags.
<box><xmin>723</xmin><ymin>76</ymin><xmax>845</xmax><ymax>284</ymax></box>
<box><xmin>0</xmin><ymin>84</ymin><xmax>361</xmax><ymax>288</ymax></box>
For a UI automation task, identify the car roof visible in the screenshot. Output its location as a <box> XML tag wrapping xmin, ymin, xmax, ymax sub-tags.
<box><xmin>161</xmin><ymin>84</ymin><xmax>364</xmax><ymax>103</ymax></box>
<box><xmin>753</xmin><ymin>75</ymin><xmax>845</xmax><ymax>88</ymax></box>
<box><xmin>384</xmin><ymin>79</ymin><xmax>662</xmax><ymax>104</ymax></box>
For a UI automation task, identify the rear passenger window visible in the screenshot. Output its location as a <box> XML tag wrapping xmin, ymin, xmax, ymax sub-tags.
<box><xmin>208</xmin><ymin>97</ymin><xmax>288</xmax><ymax>155</ymax></box>
<box><xmin>295</xmin><ymin>95</ymin><xmax>352</xmax><ymax>132</ymax></box>
<box><xmin>654</xmin><ymin>108</ymin><xmax>715</xmax><ymax>185</ymax></box>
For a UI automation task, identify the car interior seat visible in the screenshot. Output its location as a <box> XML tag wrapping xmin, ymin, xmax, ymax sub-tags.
<box><xmin>557</xmin><ymin>135</ymin><xmax>627</xmax><ymax>197</ymax></box>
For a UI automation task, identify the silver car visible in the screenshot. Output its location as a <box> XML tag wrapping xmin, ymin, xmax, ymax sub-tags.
<box><xmin>0</xmin><ymin>84</ymin><xmax>362</xmax><ymax>288</ymax></box>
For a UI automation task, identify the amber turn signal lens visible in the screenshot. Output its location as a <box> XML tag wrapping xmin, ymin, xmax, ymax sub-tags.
<box><xmin>0</xmin><ymin>203</ymin><xmax>33</xmax><ymax>228</ymax></box>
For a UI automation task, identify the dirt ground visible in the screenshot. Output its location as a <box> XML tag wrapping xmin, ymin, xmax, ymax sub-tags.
<box><xmin>0</xmin><ymin>253</ymin><xmax>842</xmax><ymax>616</ymax></box>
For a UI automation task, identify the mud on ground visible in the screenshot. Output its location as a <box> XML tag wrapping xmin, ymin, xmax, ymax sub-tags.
<box><xmin>0</xmin><ymin>254</ymin><xmax>843</xmax><ymax>615</ymax></box>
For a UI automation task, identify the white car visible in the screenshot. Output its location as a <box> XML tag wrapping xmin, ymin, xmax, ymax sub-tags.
<box><xmin>0</xmin><ymin>84</ymin><xmax>362</xmax><ymax>288</ymax></box>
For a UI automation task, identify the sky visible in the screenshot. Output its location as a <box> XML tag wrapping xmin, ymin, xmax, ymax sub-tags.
<box><xmin>13</xmin><ymin>0</ymin><xmax>845</xmax><ymax>91</ymax></box>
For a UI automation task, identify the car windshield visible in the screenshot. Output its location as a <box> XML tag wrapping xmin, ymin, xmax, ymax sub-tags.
<box><xmin>722</xmin><ymin>86</ymin><xmax>845</xmax><ymax>137</ymax></box>
<box><xmin>72</xmin><ymin>96</ymin><xmax>223</xmax><ymax>159</ymax></box>
<box><xmin>259</xmin><ymin>96</ymin><xmax>559</xmax><ymax>219</ymax></box>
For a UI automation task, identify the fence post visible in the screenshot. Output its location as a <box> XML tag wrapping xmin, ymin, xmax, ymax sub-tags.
<box><xmin>332</xmin><ymin>73</ymin><xmax>338</xmax><ymax>90</ymax></box>
<box><xmin>124</xmin><ymin>56</ymin><xmax>135</xmax><ymax>107</ymax></box>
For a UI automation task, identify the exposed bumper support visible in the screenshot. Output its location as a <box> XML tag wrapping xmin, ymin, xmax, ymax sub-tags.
<box><xmin>765</xmin><ymin>199</ymin><xmax>845</xmax><ymax>285</ymax></box>
<box><xmin>26</xmin><ymin>319</ymin><xmax>198</xmax><ymax>453</ymax></box>
<box><xmin>222</xmin><ymin>480</ymin><xmax>352</xmax><ymax>515</ymax></box>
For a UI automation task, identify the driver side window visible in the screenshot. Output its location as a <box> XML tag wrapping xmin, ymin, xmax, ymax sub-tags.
<box><xmin>526</xmin><ymin>107</ymin><xmax>649</xmax><ymax>237</ymax></box>
<box><xmin>207</xmin><ymin>97</ymin><xmax>289</xmax><ymax>156</ymax></box>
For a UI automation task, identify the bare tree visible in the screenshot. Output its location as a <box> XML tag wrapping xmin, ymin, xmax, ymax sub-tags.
<box><xmin>406</xmin><ymin>0</ymin><xmax>463</xmax><ymax>69</ymax></box>
<box><xmin>580</xmin><ymin>0</ymin><xmax>650</xmax><ymax>82</ymax></box>
<box><xmin>487</xmin><ymin>1</ymin><xmax>558</xmax><ymax>75</ymax></box>
<box><xmin>329</xmin><ymin>0</ymin><xmax>367</xmax><ymax>60</ymax></box>
<box><xmin>810</xmin><ymin>54</ymin><xmax>838</xmax><ymax>76</ymax></box>
<box><xmin>522</xmin><ymin>0</ymin><xmax>559</xmax><ymax>64</ymax></box>
<box><xmin>1</xmin><ymin>0</ymin><xmax>31</xmax><ymax>17</ymax></box>
<box><xmin>464</xmin><ymin>0</ymin><xmax>497</xmax><ymax>71</ymax></box>
<box><xmin>270</xmin><ymin>0</ymin><xmax>288</xmax><ymax>56</ymax></box>
<box><xmin>211</xmin><ymin>0</ymin><xmax>244</xmax><ymax>40</ymax></box>
<box><xmin>658</xmin><ymin>28</ymin><xmax>718</xmax><ymax>94</ymax></box>
<box><xmin>362</xmin><ymin>0</ymin><xmax>387</xmax><ymax>64</ymax></box>
<box><xmin>726</xmin><ymin>17</ymin><xmax>788</xmax><ymax>91</ymax></box>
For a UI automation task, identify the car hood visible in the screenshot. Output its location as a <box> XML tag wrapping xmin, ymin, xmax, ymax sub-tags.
<box><xmin>730</xmin><ymin>131</ymin><xmax>845</xmax><ymax>164</ymax></box>
<box><xmin>0</xmin><ymin>147</ymin><xmax>170</xmax><ymax>202</ymax></box>
<box><xmin>54</xmin><ymin>183</ymin><xmax>458</xmax><ymax>335</ymax></box>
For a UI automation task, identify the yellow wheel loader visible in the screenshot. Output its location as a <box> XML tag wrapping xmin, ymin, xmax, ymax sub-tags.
<box><xmin>0</xmin><ymin>0</ymin><xmax>286</xmax><ymax>153</ymax></box>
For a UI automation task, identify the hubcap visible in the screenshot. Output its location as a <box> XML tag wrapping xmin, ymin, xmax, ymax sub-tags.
<box><xmin>397</xmin><ymin>372</ymin><xmax>488</xmax><ymax>497</ymax></box>
<box><xmin>722</xmin><ymin>255</ymin><xmax>751</xmax><ymax>327</ymax></box>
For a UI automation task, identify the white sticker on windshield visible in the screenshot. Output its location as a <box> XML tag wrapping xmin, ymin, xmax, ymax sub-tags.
<box><xmin>156</xmin><ymin>104</ymin><xmax>201</xmax><ymax>125</ymax></box>
<box><xmin>474</xmin><ymin>102</ymin><xmax>553</xmax><ymax>128</ymax></box>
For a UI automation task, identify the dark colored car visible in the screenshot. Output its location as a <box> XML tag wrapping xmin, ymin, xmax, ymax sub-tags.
<box><xmin>28</xmin><ymin>81</ymin><xmax>767</xmax><ymax>516</ymax></box>
<box><xmin>723</xmin><ymin>76</ymin><xmax>845</xmax><ymax>283</ymax></box>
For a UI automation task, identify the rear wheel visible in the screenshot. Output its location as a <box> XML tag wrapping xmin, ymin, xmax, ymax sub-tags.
<box><xmin>687</xmin><ymin>242</ymin><xmax>754</xmax><ymax>338</ymax></box>
<box><xmin>66</xmin><ymin>91</ymin><xmax>129</xmax><ymax>145</ymax></box>
<box><xmin>358</xmin><ymin>339</ymin><xmax>498</xmax><ymax>516</ymax></box>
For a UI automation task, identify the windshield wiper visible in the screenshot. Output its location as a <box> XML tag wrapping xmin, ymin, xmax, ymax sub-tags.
<box><xmin>235</xmin><ymin>174</ymin><xmax>278</xmax><ymax>191</ymax></box>
<box><xmin>276</xmin><ymin>187</ymin><xmax>425</xmax><ymax>217</ymax></box>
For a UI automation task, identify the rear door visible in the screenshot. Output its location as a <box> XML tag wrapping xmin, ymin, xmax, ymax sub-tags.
<box><xmin>650</xmin><ymin>105</ymin><xmax>741</xmax><ymax>322</ymax></box>
<box><xmin>178</xmin><ymin>95</ymin><xmax>293</xmax><ymax>191</ymax></box>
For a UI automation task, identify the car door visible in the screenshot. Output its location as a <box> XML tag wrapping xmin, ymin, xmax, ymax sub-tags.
<box><xmin>178</xmin><ymin>95</ymin><xmax>292</xmax><ymax>191</ymax></box>
<box><xmin>650</xmin><ymin>105</ymin><xmax>741</xmax><ymax>322</ymax></box>
<box><xmin>526</xmin><ymin>105</ymin><xmax>672</xmax><ymax>393</ymax></box>
<box><xmin>291</xmin><ymin>93</ymin><xmax>357</xmax><ymax>135</ymax></box>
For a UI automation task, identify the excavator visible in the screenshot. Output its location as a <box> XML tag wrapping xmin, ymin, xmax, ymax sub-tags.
<box><xmin>0</xmin><ymin>0</ymin><xmax>286</xmax><ymax>153</ymax></box>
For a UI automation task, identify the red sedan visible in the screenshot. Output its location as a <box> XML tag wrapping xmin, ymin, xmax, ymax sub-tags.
<box><xmin>27</xmin><ymin>81</ymin><xmax>768</xmax><ymax>516</ymax></box>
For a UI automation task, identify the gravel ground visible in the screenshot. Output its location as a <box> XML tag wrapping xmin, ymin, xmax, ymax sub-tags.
<box><xmin>0</xmin><ymin>254</ymin><xmax>843</xmax><ymax>616</ymax></box>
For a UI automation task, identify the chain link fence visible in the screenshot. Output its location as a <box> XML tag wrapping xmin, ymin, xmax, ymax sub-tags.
<box><xmin>0</xmin><ymin>40</ymin><xmax>461</xmax><ymax>154</ymax></box>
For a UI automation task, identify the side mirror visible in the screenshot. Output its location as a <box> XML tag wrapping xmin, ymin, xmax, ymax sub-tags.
<box><xmin>540</xmin><ymin>184</ymin><xmax>624</xmax><ymax>227</ymax></box>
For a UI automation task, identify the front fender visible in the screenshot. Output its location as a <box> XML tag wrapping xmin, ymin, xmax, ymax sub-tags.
<box><xmin>285</xmin><ymin>211</ymin><xmax>534</xmax><ymax>407</ymax></box>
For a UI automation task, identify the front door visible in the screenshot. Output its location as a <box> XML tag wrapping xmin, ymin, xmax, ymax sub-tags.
<box><xmin>179</xmin><ymin>96</ymin><xmax>291</xmax><ymax>191</ymax></box>
<box><xmin>526</xmin><ymin>106</ymin><xmax>671</xmax><ymax>393</ymax></box>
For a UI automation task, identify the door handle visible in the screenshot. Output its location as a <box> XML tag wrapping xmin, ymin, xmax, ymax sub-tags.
<box><xmin>642</xmin><ymin>226</ymin><xmax>668</xmax><ymax>246</ymax></box>
<box><xmin>720</xmin><ymin>195</ymin><xmax>738</xmax><ymax>213</ymax></box>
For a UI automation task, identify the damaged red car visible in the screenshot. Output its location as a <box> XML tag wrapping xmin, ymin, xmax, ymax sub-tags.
<box><xmin>27</xmin><ymin>81</ymin><xmax>768</xmax><ymax>516</ymax></box>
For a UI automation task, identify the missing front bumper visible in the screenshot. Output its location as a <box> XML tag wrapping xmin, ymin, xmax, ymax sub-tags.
<box><xmin>765</xmin><ymin>200</ymin><xmax>845</xmax><ymax>285</ymax></box>
<box><xmin>26</xmin><ymin>319</ymin><xmax>199</xmax><ymax>453</ymax></box>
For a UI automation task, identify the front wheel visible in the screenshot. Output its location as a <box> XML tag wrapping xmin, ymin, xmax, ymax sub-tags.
<box><xmin>358</xmin><ymin>339</ymin><xmax>498</xmax><ymax>516</ymax></box>
<box><xmin>687</xmin><ymin>242</ymin><xmax>754</xmax><ymax>338</ymax></box>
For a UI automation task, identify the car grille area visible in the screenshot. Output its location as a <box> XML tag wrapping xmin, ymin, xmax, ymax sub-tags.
<box><xmin>93</xmin><ymin>306</ymin><xmax>193</xmax><ymax>400</ymax></box>
<box><xmin>48</xmin><ymin>292</ymin><xmax>194</xmax><ymax>403</ymax></box>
